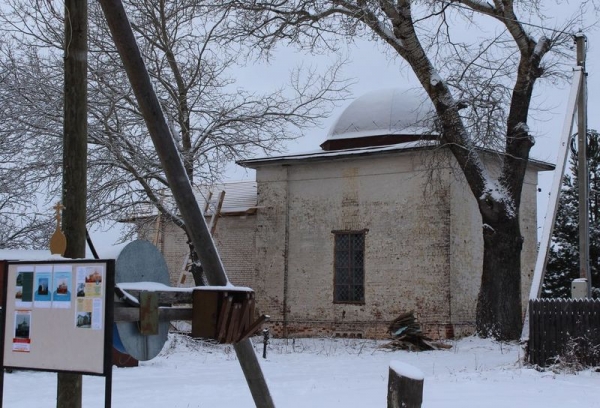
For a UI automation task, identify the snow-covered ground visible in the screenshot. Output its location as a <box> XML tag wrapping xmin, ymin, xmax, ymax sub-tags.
<box><xmin>3</xmin><ymin>335</ymin><xmax>599</xmax><ymax>407</ymax></box>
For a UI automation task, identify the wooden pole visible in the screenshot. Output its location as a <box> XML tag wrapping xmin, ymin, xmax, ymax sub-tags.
<box><xmin>59</xmin><ymin>0</ymin><xmax>88</xmax><ymax>406</ymax></box>
<box><xmin>96</xmin><ymin>3</ymin><xmax>276</xmax><ymax>407</ymax></box>
<box><xmin>387</xmin><ymin>362</ymin><xmax>424</xmax><ymax>408</ymax></box>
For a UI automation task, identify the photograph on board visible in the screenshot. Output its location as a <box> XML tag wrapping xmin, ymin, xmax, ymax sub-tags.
<box><xmin>33</xmin><ymin>266</ymin><xmax>52</xmax><ymax>308</ymax></box>
<box><xmin>52</xmin><ymin>269</ymin><xmax>72</xmax><ymax>308</ymax></box>
<box><xmin>13</xmin><ymin>310</ymin><xmax>32</xmax><ymax>352</ymax></box>
<box><xmin>15</xmin><ymin>268</ymin><xmax>34</xmax><ymax>308</ymax></box>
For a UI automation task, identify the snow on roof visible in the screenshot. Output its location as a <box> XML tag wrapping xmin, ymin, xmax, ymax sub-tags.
<box><xmin>0</xmin><ymin>245</ymin><xmax>131</xmax><ymax>261</ymax></box>
<box><xmin>195</xmin><ymin>180</ymin><xmax>258</xmax><ymax>215</ymax></box>
<box><xmin>0</xmin><ymin>250</ymin><xmax>63</xmax><ymax>261</ymax></box>
<box><xmin>240</xmin><ymin>86</ymin><xmax>553</xmax><ymax>171</ymax></box>
<box><xmin>123</xmin><ymin>180</ymin><xmax>258</xmax><ymax>220</ymax></box>
<box><xmin>239</xmin><ymin>140</ymin><xmax>436</xmax><ymax>167</ymax></box>
<box><xmin>116</xmin><ymin>282</ymin><xmax>251</xmax><ymax>292</ymax></box>
<box><xmin>327</xmin><ymin>88</ymin><xmax>436</xmax><ymax>141</ymax></box>
<box><xmin>239</xmin><ymin>141</ymin><xmax>554</xmax><ymax>171</ymax></box>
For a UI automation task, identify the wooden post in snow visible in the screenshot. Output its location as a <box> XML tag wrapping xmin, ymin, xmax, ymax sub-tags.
<box><xmin>58</xmin><ymin>0</ymin><xmax>88</xmax><ymax>406</ymax></box>
<box><xmin>96</xmin><ymin>2</ymin><xmax>275</xmax><ymax>407</ymax></box>
<box><xmin>387</xmin><ymin>361</ymin><xmax>424</xmax><ymax>408</ymax></box>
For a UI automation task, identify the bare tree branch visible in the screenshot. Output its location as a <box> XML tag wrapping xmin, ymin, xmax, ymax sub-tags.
<box><xmin>0</xmin><ymin>0</ymin><xmax>351</xmax><ymax>250</ymax></box>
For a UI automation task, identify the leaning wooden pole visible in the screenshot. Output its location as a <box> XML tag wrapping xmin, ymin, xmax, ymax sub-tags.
<box><xmin>58</xmin><ymin>0</ymin><xmax>88</xmax><ymax>407</ymax></box>
<box><xmin>97</xmin><ymin>2</ymin><xmax>276</xmax><ymax>407</ymax></box>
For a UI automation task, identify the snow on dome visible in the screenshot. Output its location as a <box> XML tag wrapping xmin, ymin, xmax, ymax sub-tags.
<box><xmin>327</xmin><ymin>88</ymin><xmax>436</xmax><ymax>141</ymax></box>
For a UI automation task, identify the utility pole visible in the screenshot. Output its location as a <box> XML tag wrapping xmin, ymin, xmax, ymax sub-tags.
<box><xmin>522</xmin><ymin>36</ymin><xmax>589</xmax><ymax>339</ymax></box>
<box><xmin>58</xmin><ymin>0</ymin><xmax>88</xmax><ymax>407</ymax></box>
<box><xmin>97</xmin><ymin>2</ymin><xmax>275</xmax><ymax>407</ymax></box>
<box><xmin>575</xmin><ymin>33</ymin><xmax>592</xmax><ymax>298</ymax></box>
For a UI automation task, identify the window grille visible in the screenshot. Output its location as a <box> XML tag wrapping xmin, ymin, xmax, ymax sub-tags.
<box><xmin>333</xmin><ymin>231</ymin><xmax>365</xmax><ymax>303</ymax></box>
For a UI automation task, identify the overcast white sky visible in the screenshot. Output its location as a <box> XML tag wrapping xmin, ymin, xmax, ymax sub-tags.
<box><xmin>231</xmin><ymin>5</ymin><xmax>600</xmax><ymax>166</ymax></box>
<box><xmin>90</xmin><ymin>2</ymin><xmax>600</xmax><ymax>250</ymax></box>
<box><xmin>226</xmin><ymin>2</ymin><xmax>600</xmax><ymax>237</ymax></box>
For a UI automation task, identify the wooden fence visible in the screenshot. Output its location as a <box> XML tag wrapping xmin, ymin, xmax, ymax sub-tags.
<box><xmin>528</xmin><ymin>298</ymin><xmax>600</xmax><ymax>367</ymax></box>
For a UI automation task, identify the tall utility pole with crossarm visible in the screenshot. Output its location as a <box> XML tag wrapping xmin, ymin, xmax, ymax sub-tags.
<box><xmin>523</xmin><ymin>34</ymin><xmax>591</xmax><ymax>340</ymax></box>
<box><xmin>575</xmin><ymin>33</ymin><xmax>592</xmax><ymax>297</ymax></box>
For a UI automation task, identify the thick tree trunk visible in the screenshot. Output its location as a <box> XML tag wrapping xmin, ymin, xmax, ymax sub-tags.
<box><xmin>476</xmin><ymin>217</ymin><xmax>523</xmax><ymax>340</ymax></box>
<box><xmin>188</xmin><ymin>244</ymin><xmax>206</xmax><ymax>286</ymax></box>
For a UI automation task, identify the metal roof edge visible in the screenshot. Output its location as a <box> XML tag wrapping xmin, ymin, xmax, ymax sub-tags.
<box><xmin>238</xmin><ymin>143</ymin><xmax>555</xmax><ymax>171</ymax></box>
<box><xmin>237</xmin><ymin>142</ymin><xmax>434</xmax><ymax>168</ymax></box>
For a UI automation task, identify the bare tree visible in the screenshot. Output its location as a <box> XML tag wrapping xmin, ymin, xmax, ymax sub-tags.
<box><xmin>0</xmin><ymin>1</ymin><xmax>349</xmax><ymax>269</ymax></box>
<box><xmin>0</xmin><ymin>41</ymin><xmax>59</xmax><ymax>249</ymax></box>
<box><xmin>225</xmin><ymin>0</ymin><xmax>588</xmax><ymax>339</ymax></box>
<box><xmin>0</xmin><ymin>194</ymin><xmax>54</xmax><ymax>250</ymax></box>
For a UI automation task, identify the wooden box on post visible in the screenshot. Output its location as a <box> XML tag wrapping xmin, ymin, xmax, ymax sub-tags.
<box><xmin>191</xmin><ymin>290</ymin><xmax>221</xmax><ymax>339</ymax></box>
<box><xmin>191</xmin><ymin>288</ymin><xmax>258</xmax><ymax>343</ymax></box>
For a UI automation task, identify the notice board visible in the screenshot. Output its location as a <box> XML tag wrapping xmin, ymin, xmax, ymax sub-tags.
<box><xmin>1</xmin><ymin>259</ymin><xmax>114</xmax><ymax>375</ymax></box>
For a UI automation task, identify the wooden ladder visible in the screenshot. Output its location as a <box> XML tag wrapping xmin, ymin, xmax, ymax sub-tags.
<box><xmin>177</xmin><ymin>189</ymin><xmax>225</xmax><ymax>287</ymax></box>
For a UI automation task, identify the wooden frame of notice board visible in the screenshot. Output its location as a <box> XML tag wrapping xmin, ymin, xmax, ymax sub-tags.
<box><xmin>0</xmin><ymin>259</ymin><xmax>115</xmax><ymax>408</ymax></box>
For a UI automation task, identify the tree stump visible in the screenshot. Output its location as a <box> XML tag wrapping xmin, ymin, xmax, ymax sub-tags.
<box><xmin>387</xmin><ymin>361</ymin><xmax>424</xmax><ymax>408</ymax></box>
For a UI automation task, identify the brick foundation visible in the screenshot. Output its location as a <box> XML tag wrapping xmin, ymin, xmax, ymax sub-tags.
<box><xmin>264</xmin><ymin>320</ymin><xmax>475</xmax><ymax>340</ymax></box>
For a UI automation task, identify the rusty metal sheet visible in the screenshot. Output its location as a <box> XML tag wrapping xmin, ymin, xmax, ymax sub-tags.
<box><xmin>139</xmin><ymin>291</ymin><xmax>159</xmax><ymax>336</ymax></box>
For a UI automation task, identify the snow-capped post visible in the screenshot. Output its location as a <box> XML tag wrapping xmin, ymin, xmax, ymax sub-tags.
<box><xmin>97</xmin><ymin>2</ymin><xmax>275</xmax><ymax>407</ymax></box>
<box><xmin>387</xmin><ymin>361</ymin><xmax>424</xmax><ymax>408</ymax></box>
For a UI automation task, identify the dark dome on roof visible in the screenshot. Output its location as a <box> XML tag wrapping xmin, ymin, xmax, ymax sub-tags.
<box><xmin>321</xmin><ymin>88</ymin><xmax>437</xmax><ymax>151</ymax></box>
